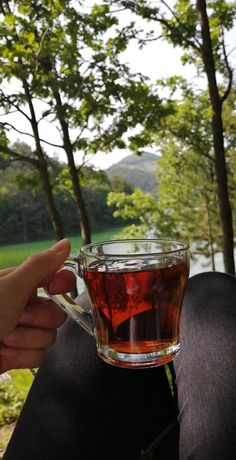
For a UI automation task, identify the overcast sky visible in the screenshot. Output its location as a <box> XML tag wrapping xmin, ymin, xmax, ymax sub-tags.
<box><xmin>1</xmin><ymin>4</ymin><xmax>235</xmax><ymax>170</ymax></box>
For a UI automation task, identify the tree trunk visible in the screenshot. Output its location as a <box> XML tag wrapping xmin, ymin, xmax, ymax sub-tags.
<box><xmin>53</xmin><ymin>91</ymin><xmax>91</xmax><ymax>245</ymax></box>
<box><xmin>37</xmin><ymin>158</ymin><xmax>65</xmax><ymax>241</ymax></box>
<box><xmin>205</xmin><ymin>194</ymin><xmax>216</xmax><ymax>271</ymax></box>
<box><xmin>197</xmin><ymin>0</ymin><xmax>235</xmax><ymax>275</ymax></box>
<box><xmin>22</xmin><ymin>78</ymin><xmax>65</xmax><ymax>241</ymax></box>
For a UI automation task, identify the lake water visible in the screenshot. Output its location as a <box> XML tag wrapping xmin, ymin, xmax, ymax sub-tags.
<box><xmin>190</xmin><ymin>250</ymin><xmax>236</xmax><ymax>276</ymax></box>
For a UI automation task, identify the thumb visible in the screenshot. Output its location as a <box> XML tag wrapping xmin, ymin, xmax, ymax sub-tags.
<box><xmin>0</xmin><ymin>239</ymin><xmax>71</xmax><ymax>340</ymax></box>
<box><xmin>7</xmin><ymin>239</ymin><xmax>71</xmax><ymax>305</ymax></box>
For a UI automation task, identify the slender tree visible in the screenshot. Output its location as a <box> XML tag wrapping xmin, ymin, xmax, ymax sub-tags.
<box><xmin>196</xmin><ymin>0</ymin><xmax>235</xmax><ymax>274</ymax></box>
<box><xmin>113</xmin><ymin>0</ymin><xmax>235</xmax><ymax>274</ymax></box>
<box><xmin>0</xmin><ymin>0</ymin><xmax>170</xmax><ymax>244</ymax></box>
<box><xmin>108</xmin><ymin>84</ymin><xmax>236</xmax><ymax>270</ymax></box>
<box><xmin>0</xmin><ymin>1</ymin><xmax>65</xmax><ymax>240</ymax></box>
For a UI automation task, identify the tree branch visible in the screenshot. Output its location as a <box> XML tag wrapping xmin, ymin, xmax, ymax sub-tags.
<box><xmin>117</xmin><ymin>0</ymin><xmax>202</xmax><ymax>53</ymax></box>
<box><xmin>0</xmin><ymin>144</ymin><xmax>39</xmax><ymax>167</ymax></box>
<box><xmin>34</xmin><ymin>26</ymin><xmax>50</xmax><ymax>75</ymax></box>
<box><xmin>0</xmin><ymin>121</ymin><xmax>64</xmax><ymax>149</ymax></box>
<box><xmin>168</xmin><ymin>127</ymin><xmax>215</xmax><ymax>162</ymax></box>
<box><xmin>0</xmin><ymin>89</ymin><xmax>31</xmax><ymax>123</ymax></box>
<box><xmin>220</xmin><ymin>27</ymin><xmax>233</xmax><ymax>104</ymax></box>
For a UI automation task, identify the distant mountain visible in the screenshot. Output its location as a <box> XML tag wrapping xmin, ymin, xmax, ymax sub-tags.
<box><xmin>106</xmin><ymin>153</ymin><xmax>159</xmax><ymax>194</ymax></box>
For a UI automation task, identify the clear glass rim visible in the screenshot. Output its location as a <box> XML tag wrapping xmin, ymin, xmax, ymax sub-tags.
<box><xmin>80</xmin><ymin>238</ymin><xmax>190</xmax><ymax>258</ymax></box>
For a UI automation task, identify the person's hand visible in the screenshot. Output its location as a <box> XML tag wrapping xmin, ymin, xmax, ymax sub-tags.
<box><xmin>0</xmin><ymin>239</ymin><xmax>70</xmax><ymax>374</ymax></box>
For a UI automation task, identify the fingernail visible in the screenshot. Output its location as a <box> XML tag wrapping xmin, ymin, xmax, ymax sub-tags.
<box><xmin>50</xmin><ymin>239</ymin><xmax>70</xmax><ymax>253</ymax></box>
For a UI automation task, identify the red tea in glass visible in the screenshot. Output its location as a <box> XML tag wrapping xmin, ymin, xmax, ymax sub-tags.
<box><xmin>48</xmin><ymin>239</ymin><xmax>189</xmax><ymax>368</ymax></box>
<box><xmin>82</xmin><ymin>240</ymin><xmax>189</xmax><ymax>368</ymax></box>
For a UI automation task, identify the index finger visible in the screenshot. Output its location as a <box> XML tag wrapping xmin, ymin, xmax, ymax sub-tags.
<box><xmin>44</xmin><ymin>269</ymin><xmax>76</xmax><ymax>295</ymax></box>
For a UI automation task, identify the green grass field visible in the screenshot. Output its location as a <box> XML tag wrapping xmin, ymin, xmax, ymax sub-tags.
<box><xmin>0</xmin><ymin>227</ymin><xmax>124</xmax><ymax>269</ymax></box>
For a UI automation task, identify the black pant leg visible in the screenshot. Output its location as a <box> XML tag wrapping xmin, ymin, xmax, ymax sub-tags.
<box><xmin>4</xmin><ymin>316</ymin><xmax>176</xmax><ymax>460</ymax></box>
<box><xmin>174</xmin><ymin>272</ymin><xmax>236</xmax><ymax>460</ymax></box>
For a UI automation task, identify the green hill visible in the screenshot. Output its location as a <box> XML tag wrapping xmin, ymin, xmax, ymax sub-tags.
<box><xmin>106</xmin><ymin>153</ymin><xmax>159</xmax><ymax>194</ymax></box>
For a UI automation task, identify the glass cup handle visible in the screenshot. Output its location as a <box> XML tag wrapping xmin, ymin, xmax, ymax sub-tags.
<box><xmin>44</xmin><ymin>257</ymin><xmax>94</xmax><ymax>337</ymax></box>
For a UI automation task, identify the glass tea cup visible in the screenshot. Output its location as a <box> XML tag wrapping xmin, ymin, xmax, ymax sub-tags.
<box><xmin>46</xmin><ymin>239</ymin><xmax>190</xmax><ymax>369</ymax></box>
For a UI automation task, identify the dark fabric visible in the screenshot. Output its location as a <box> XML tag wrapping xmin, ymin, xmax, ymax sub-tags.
<box><xmin>174</xmin><ymin>272</ymin><xmax>236</xmax><ymax>460</ymax></box>
<box><xmin>4</xmin><ymin>272</ymin><xmax>236</xmax><ymax>460</ymax></box>
<box><xmin>4</xmin><ymin>295</ymin><xmax>176</xmax><ymax>460</ymax></box>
